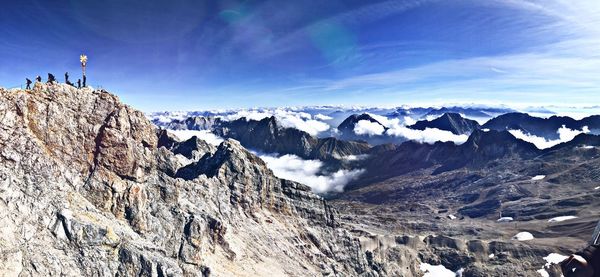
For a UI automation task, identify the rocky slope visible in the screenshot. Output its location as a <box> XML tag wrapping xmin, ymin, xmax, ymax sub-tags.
<box><xmin>352</xmin><ymin>129</ymin><xmax>540</xmax><ymax>187</ymax></box>
<box><xmin>0</xmin><ymin>84</ymin><xmax>378</xmax><ymax>276</ymax></box>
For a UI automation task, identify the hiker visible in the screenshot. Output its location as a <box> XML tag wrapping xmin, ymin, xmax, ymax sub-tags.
<box><xmin>47</xmin><ymin>73</ymin><xmax>56</xmax><ymax>84</ymax></box>
<box><xmin>65</xmin><ymin>72</ymin><xmax>69</xmax><ymax>84</ymax></box>
<box><xmin>83</xmin><ymin>75</ymin><xmax>87</xmax><ymax>87</ymax></box>
<box><xmin>26</xmin><ymin>78</ymin><xmax>32</xmax><ymax>89</ymax></box>
<box><xmin>77</xmin><ymin>79</ymin><xmax>81</xmax><ymax>89</ymax></box>
<box><xmin>35</xmin><ymin>76</ymin><xmax>42</xmax><ymax>82</ymax></box>
<box><xmin>561</xmin><ymin>244</ymin><xmax>600</xmax><ymax>276</ymax></box>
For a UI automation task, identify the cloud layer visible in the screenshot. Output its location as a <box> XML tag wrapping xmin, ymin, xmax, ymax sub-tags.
<box><xmin>168</xmin><ymin>130</ymin><xmax>224</xmax><ymax>146</ymax></box>
<box><xmin>352</xmin><ymin>112</ymin><xmax>469</xmax><ymax>144</ymax></box>
<box><xmin>508</xmin><ymin>125</ymin><xmax>590</xmax><ymax>149</ymax></box>
<box><xmin>387</xmin><ymin>127</ymin><xmax>469</xmax><ymax>144</ymax></box>
<box><xmin>258</xmin><ymin>153</ymin><xmax>364</xmax><ymax>193</ymax></box>
<box><xmin>223</xmin><ymin>109</ymin><xmax>330</xmax><ymax>136</ymax></box>
<box><xmin>354</xmin><ymin>120</ymin><xmax>385</xmax><ymax>136</ymax></box>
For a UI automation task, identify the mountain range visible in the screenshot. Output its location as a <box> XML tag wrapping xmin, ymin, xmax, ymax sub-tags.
<box><xmin>153</xmin><ymin>105</ymin><xmax>600</xmax><ymax>275</ymax></box>
<box><xmin>3</xmin><ymin>84</ymin><xmax>599</xmax><ymax>276</ymax></box>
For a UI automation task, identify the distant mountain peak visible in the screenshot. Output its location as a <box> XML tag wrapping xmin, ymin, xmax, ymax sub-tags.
<box><xmin>408</xmin><ymin>112</ymin><xmax>481</xmax><ymax>135</ymax></box>
<box><xmin>337</xmin><ymin>113</ymin><xmax>387</xmax><ymax>136</ymax></box>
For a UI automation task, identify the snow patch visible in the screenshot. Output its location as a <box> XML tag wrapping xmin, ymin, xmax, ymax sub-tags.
<box><xmin>512</xmin><ymin>232</ymin><xmax>534</xmax><ymax>241</ymax></box>
<box><xmin>538</xmin><ymin>253</ymin><xmax>569</xmax><ymax>277</ymax></box>
<box><xmin>448</xmin><ymin>214</ymin><xmax>457</xmax><ymax>220</ymax></box>
<box><xmin>531</xmin><ymin>175</ymin><xmax>546</xmax><ymax>181</ymax></box>
<box><xmin>548</xmin><ymin>216</ymin><xmax>578</xmax><ymax>222</ymax></box>
<box><xmin>419</xmin><ymin>263</ymin><xmax>456</xmax><ymax>277</ymax></box>
<box><xmin>595</xmin><ymin>186</ymin><xmax>600</xmax><ymax>190</ymax></box>
<box><xmin>497</xmin><ymin>217</ymin><xmax>514</xmax><ymax>222</ymax></box>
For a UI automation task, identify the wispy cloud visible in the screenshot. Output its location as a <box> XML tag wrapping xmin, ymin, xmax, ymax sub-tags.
<box><xmin>271</xmin><ymin>0</ymin><xmax>600</xmax><ymax>106</ymax></box>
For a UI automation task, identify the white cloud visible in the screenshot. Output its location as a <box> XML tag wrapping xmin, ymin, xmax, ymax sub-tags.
<box><xmin>168</xmin><ymin>130</ymin><xmax>224</xmax><ymax>146</ymax></box>
<box><xmin>386</xmin><ymin>126</ymin><xmax>469</xmax><ymax>144</ymax></box>
<box><xmin>403</xmin><ymin>116</ymin><xmax>417</xmax><ymax>126</ymax></box>
<box><xmin>354</xmin><ymin>120</ymin><xmax>385</xmax><ymax>136</ymax></box>
<box><xmin>366</xmin><ymin>112</ymin><xmax>400</xmax><ymax>128</ymax></box>
<box><xmin>277</xmin><ymin>115</ymin><xmax>330</xmax><ymax>137</ymax></box>
<box><xmin>257</xmin><ymin>153</ymin><xmax>364</xmax><ymax>193</ymax></box>
<box><xmin>509</xmin><ymin>125</ymin><xmax>590</xmax><ymax>149</ymax></box>
<box><xmin>353</xmin><ymin>113</ymin><xmax>468</xmax><ymax>144</ymax></box>
<box><xmin>314</xmin><ymin>113</ymin><xmax>333</xmax><ymax>120</ymax></box>
<box><xmin>341</xmin><ymin>154</ymin><xmax>370</xmax><ymax>161</ymax></box>
<box><xmin>222</xmin><ymin>109</ymin><xmax>330</xmax><ymax>136</ymax></box>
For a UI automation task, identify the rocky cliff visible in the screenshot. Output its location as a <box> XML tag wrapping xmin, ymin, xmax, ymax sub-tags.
<box><xmin>0</xmin><ymin>84</ymin><xmax>377</xmax><ymax>276</ymax></box>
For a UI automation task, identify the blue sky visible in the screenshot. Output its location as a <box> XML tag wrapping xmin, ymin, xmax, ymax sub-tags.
<box><xmin>1</xmin><ymin>0</ymin><xmax>599</xmax><ymax>111</ymax></box>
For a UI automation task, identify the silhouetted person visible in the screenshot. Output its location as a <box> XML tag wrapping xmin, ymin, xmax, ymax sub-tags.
<box><xmin>65</xmin><ymin>72</ymin><xmax>69</xmax><ymax>84</ymax></box>
<box><xmin>66</xmin><ymin>80</ymin><xmax>74</xmax><ymax>87</ymax></box>
<box><xmin>47</xmin><ymin>73</ymin><xmax>56</xmax><ymax>84</ymax></box>
<box><xmin>26</xmin><ymin>78</ymin><xmax>32</xmax><ymax>89</ymax></box>
<box><xmin>83</xmin><ymin>75</ymin><xmax>87</xmax><ymax>87</ymax></box>
<box><xmin>35</xmin><ymin>76</ymin><xmax>41</xmax><ymax>82</ymax></box>
<box><xmin>77</xmin><ymin>79</ymin><xmax>81</xmax><ymax>89</ymax></box>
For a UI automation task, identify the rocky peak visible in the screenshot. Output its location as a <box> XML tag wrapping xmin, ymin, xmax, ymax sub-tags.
<box><xmin>409</xmin><ymin>112</ymin><xmax>481</xmax><ymax>135</ymax></box>
<box><xmin>338</xmin><ymin>113</ymin><xmax>385</xmax><ymax>134</ymax></box>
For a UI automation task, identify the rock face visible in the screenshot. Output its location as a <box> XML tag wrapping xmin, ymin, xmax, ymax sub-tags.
<box><xmin>408</xmin><ymin>113</ymin><xmax>481</xmax><ymax>135</ymax></box>
<box><xmin>482</xmin><ymin>112</ymin><xmax>600</xmax><ymax>139</ymax></box>
<box><xmin>355</xmin><ymin>129</ymin><xmax>540</xmax><ymax>186</ymax></box>
<box><xmin>0</xmin><ymin>84</ymin><xmax>377</xmax><ymax>276</ymax></box>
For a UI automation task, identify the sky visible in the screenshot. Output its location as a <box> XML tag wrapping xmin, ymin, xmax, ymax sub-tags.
<box><xmin>0</xmin><ymin>0</ymin><xmax>599</xmax><ymax>111</ymax></box>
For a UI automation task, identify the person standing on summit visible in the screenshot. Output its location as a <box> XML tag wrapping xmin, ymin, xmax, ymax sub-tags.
<box><xmin>25</xmin><ymin>78</ymin><xmax>32</xmax><ymax>89</ymax></box>
<box><xmin>47</xmin><ymin>73</ymin><xmax>56</xmax><ymax>84</ymax></box>
<box><xmin>65</xmin><ymin>72</ymin><xmax>69</xmax><ymax>84</ymax></box>
<box><xmin>35</xmin><ymin>76</ymin><xmax>41</xmax><ymax>82</ymax></box>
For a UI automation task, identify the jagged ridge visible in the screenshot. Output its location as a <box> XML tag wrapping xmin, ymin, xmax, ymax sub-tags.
<box><xmin>0</xmin><ymin>84</ymin><xmax>377</xmax><ymax>276</ymax></box>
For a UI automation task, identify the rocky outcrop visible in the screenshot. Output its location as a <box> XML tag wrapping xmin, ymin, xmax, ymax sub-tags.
<box><xmin>0</xmin><ymin>84</ymin><xmax>377</xmax><ymax>276</ymax></box>
<box><xmin>408</xmin><ymin>113</ymin><xmax>480</xmax><ymax>135</ymax></box>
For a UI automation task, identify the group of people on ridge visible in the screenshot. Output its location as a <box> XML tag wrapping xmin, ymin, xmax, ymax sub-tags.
<box><xmin>25</xmin><ymin>72</ymin><xmax>86</xmax><ymax>89</ymax></box>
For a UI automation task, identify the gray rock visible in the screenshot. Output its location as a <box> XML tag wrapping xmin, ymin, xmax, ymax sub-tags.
<box><xmin>0</xmin><ymin>84</ymin><xmax>378</xmax><ymax>276</ymax></box>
